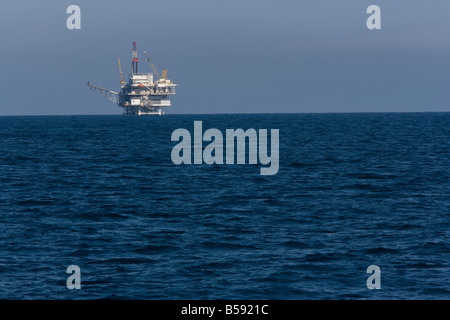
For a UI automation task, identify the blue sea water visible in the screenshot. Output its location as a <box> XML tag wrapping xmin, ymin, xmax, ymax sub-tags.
<box><xmin>0</xmin><ymin>113</ymin><xmax>449</xmax><ymax>300</ymax></box>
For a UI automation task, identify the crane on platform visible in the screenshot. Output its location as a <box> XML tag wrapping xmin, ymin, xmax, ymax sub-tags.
<box><xmin>143</xmin><ymin>51</ymin><xmax>164</xmax><ymax>80</ymax></box>
<box><xmin>118</xmin><ymin>58</ymin><xmax>124</xmax><ymax>86</ymax></box>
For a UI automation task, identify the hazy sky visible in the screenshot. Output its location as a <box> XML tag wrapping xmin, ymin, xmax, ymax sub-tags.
<box><xmin>0</xmin><ymin>0</ymin><xmax>449</xmax><ymax>115</ymax></box>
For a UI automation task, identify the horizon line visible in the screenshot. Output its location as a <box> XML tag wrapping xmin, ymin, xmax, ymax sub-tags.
<box><xmin>0</xmin><ymin>111</ymin><xmax>450</xmax><ymax>117</ymax></box>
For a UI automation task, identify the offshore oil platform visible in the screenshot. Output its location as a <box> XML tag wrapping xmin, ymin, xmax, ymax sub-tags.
<box><xmin>87</xmin><ymin>42</ymin><xmax>178</xmax><ymax>115</ymax></box>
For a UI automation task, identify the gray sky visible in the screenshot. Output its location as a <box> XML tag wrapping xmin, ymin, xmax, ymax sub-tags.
<box><xmin>0</xmin><ymin>0</ymin><xmax>449</xmax><ymax>115</ymax></box>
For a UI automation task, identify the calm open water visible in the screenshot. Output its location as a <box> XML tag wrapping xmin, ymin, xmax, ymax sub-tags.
<box><xmin>0</xmin><ymin>113</ymin><xmax>449</xmax><ymax>299</ymax></box>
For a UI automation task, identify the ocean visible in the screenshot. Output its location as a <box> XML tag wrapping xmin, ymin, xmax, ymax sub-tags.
<box><xmin>0</xmin><ymin>113</ymin><xmax>449</xmax><ymax>299</ymax></box>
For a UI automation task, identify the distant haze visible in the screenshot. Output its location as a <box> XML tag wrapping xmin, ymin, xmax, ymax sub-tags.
<box><xmin>0</xmin><ymin>0</ymin><xmax>449</xmax><ymax>115</ymax></box>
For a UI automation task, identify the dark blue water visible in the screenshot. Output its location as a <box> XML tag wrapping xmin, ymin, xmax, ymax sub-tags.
<box><xmin>0</xmin><ymin>113</ymin><xmax>449</xmax><ymax>299</ymax></box>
